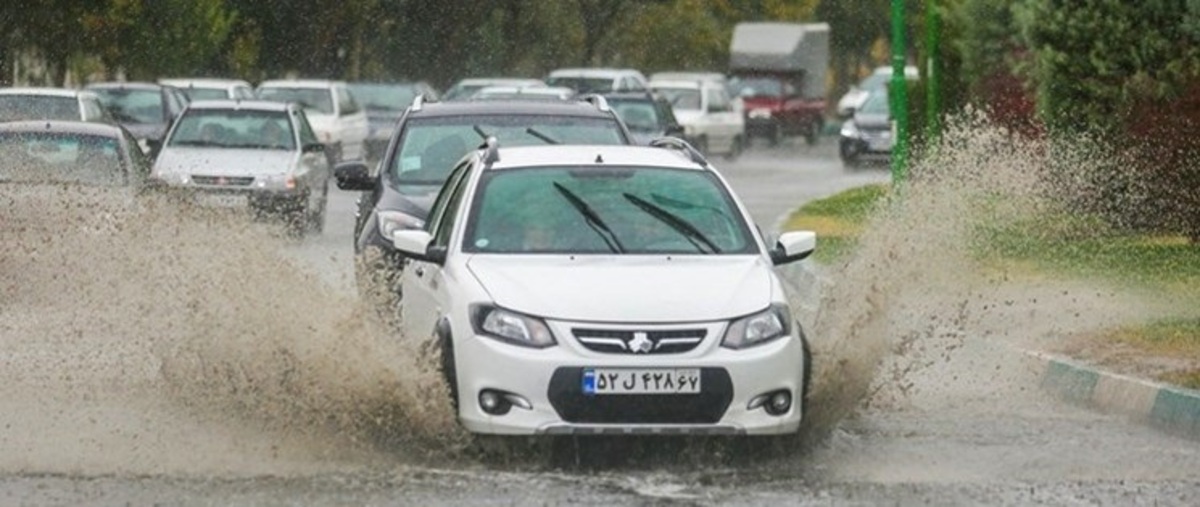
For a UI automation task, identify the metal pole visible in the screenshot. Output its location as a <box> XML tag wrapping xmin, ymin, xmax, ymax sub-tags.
<box><xmin>890</xmin><ymin>0</ymin><xmax>909</xmax><ymax>184</ymax></box>
<box><xmin>925</xmin><ymin>0</ymin><xmax>942</xmax><ymax>142</ymax></box>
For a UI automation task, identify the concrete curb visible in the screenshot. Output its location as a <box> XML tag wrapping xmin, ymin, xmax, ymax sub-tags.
<box><xmin>1028</xmin><ymin>351</ymin><xmax>1200</xmax><ymax>440</ymax></box>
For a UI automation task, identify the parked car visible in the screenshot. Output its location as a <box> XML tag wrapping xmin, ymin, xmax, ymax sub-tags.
<box><xmin>256</xmin><ymin>79</ymin><xmax>369</xmax><ymax>164</ymax></box>
<box><xmin>0</xmin><ymin>88</ymin><xmax>113</xmax><ymax>123</ymax></box>
<box><xmin>149</xmin><ymin>100</ymin><xmax>331</xmax><ymax>234</ymax></box>
<box><xmin>158</xmin><ymin>78</ymin><xmax>256</xmax><ymax>102</ymax></box>
<box><xmin>84</xmin><ymin>82</ymin><xmax>190</xmax><ymax>152</ymax></box>
<box><xmin>602</xmin><ymin>91</ymin><xmax>684</xmax><ymax>145</ymax></box>
<box><xmin>651</xmin><ymin>79</ymin><xmax>745</xmax><ymax>158</ymax></box>
<box><xmin>0</xmin><ymin>120</ymin><xmax>151</xmax><ymax>188</ymax></box>
<box><xmin>728</xmin><ymin>23</ymin><xmax>830</xmax><ymax>146</ymax></box>
<box><xmin>333</xmin><ymin>95</ymin><xmax>634</xmax><ymax>307</ymax></box>
<box><xmin>835</xmin><ymin>65</ymin><xmax>918</xmax><ymax>118</ymax></box>
<box><xmin>545</xmin><ymin>68</ymin><xmax>649</xmax><ymax>94</ymax></box>
<box><xmin>442</xmin><ymin>78</ymin><xmax>545</xmax><ymax>101</ymax></box>
<box><xmin>470</xmin><ymin>86</ymin><xmax>576</xmax><ymax>101</ymax></box>
<box><xmin>388</xmin><ymin>138</ymin><xmax>817</xmax><ymax>436</ymax></box>
<box><xmin>347</xmin><ymin>81</ymin><xmax>439</xmax><ymax>162</ymax></box>
<box><xmin>838</xmin><ymin>89</ymin><xmax>892</xmax><ymax>168</ymax></box>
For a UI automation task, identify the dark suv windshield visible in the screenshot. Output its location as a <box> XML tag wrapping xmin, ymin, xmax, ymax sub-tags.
<box><xmin>391</xmin><ymin>115</ymin><xmax>625</xmax><ymax>185</ymax></box>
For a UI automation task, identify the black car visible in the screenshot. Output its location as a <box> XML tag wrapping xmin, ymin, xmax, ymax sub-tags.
<box><xmin>0</xmin><ymin>120</ymin><xmax>152</xmax><ymax>189</ymax></box>
<box><xmin>838</xmin><ymin>89</ymin><xmax>892</xmax><ymax>168</ymax></box>
<box><xmin>334</xmin><ymin>95</ymin><xmax>634</xmax><ymax>303</ymax></box>
<box><xmin>602</xmin><ymin>91</ymin><xmax>684</xmax><ymax>145</ymax></box>
<box><xmin>85</xmin><ymin>82</ymin><xmax>190</xmax><ymax>153</ymax></box>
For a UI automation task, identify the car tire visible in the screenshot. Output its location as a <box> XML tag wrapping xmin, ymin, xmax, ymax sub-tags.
<box><xmin>438</xmin><ymin>329</ymin><xmax>459</xmax><ymax>413</ymax></box>
<box><xmin>724</xmin><ymin>135</ymin><xmax>743</xmax><ymax>161</ymax></box>
<box><xmin>800</xmin><ymin>327</ymin><xmax>812</xmax><ymax>421</ymax></box>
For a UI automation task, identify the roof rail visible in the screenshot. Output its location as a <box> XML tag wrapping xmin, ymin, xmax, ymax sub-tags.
<box><xmin>411</xmin><ymin>94</ymin><xmax>427</xmax><ymax>112</ymax></box>
<box><xmin>479</xmin><ymin>135</ymin><xmax>500</xmax><ymax>165</ymax></box>
<box><xmin>579</xmin><ymin>94</ymin><xmax>610</xmax><ymax>112</ymax></box>
<box><xmin>649</xmin><ymin>136</ymin><xmax>709</xmax><ymax>167</ymax></box>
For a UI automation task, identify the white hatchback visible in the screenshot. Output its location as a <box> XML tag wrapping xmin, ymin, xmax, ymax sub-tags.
<box><xmin>391</xmin><ymin>138</ymin><xmax>817</xmax><ymax>436</ymax></box>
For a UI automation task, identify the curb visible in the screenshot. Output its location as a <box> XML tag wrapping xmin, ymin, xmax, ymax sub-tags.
<box><xmin>1029</xmin><ymin>351</ymin><xmax>1200</xmax><ymax>440</ymax></box>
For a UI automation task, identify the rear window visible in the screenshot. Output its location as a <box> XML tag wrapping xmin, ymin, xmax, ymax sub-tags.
<box><xmin>390</xmin><ymin>115</ymin><xmax>626</xmax><ymax>185</ymax></box>
<box><xmin>257</xmin><ymin>87</ymin><xmax>334</xmax><ymax>115</ymax></box>
<box><xmin>0</xmin><ymin>132</ymin><xmax>126</xmax><ymax>186</ymax></box>
<box><xmin>0</xmin><ymin>96</ymin><xmax>79</xmax><ymax>122</ymax></box>
<box><xmin>91</xmin><ymin>88</ymin><xmax>164</xmax><ymax>124</ymax></box>
<box><xmin>182</xmin><ymin>88</ymin><xmax>230</xmax><ymax>101</ymax></box>
<box><xmin>546</xmin><ymin>77</ymin><xmax>613</xmax><ymax>94</ymax></box>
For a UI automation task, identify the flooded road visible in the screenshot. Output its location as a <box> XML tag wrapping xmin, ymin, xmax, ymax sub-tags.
<box><xmin>2</xmin><ymin>137</ymin><xmax>1199</xmax><ymax>505</ymax></box>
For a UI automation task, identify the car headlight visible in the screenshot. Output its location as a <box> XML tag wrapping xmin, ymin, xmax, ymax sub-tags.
<box><xmin>377</xmin><ymin>210</ymin><xmax>425</xmax><ymax>240</ymax></box>
<box><xmin>153</xmin><ymin>172</ymin><xmax>190</xmax><ymax>186</ymax></box>
<box><xmin>255</xmin><ymin>173</ymin><xmax>297</xmax><ymax>190</ymax></box>
<box><xmin>721</xmin><ymin>304</ymin><xmax>792</xmax><ymax>349</ymax></box>
<box><xmin>470</xmin><ymin>305</ymin><xmax>556</xmax><ymax>348</ymax></box>
<box><xmin>840</xmin><ymin>121</ymin><xmax>860</xmax><ymax>138</ymax></box>
<box><xmin>749</xmin><ymin>108</ymin><xmax>772</xmax><ymax>119</ymax></box>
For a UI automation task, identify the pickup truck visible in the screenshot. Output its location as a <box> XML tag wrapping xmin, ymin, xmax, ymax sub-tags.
<box><xmin>729</xmin><ymin>22</ymin><xmax>830</xmax><ymax>146</ymax></box>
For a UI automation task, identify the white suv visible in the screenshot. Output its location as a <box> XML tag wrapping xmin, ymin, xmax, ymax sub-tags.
<box><xmin>651</xmin><ymin>79</ymin><xmax>746</xmax><ymax>159</ymax></box>
<box><xmin>257</xmin><ymin>79</ymin><xmax>368</xmax><ymax>163</ymax></box>
<box><xmin>391</xmin><ymin>138</ymin><xmax>817</xmax><ymax>436</ymax></box>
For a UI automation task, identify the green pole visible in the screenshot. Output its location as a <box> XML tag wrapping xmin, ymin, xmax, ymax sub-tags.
<box><xmin>925</xmin><ymin>0</ymin><xmax>942</xmax><ymax>142</ymax></box>
<box><xmin>890</xmin><ymin>0</ymin><xmax>909</xmax><ymax>184</ymax></box>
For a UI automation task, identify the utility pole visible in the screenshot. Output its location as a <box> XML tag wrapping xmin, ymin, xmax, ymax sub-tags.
<box><xmin>890</xmin><ymin>0</ymin><xmax>909</xmax><ymax>184</ymax></box>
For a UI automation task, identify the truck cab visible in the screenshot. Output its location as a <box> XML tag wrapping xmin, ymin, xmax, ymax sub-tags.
<box><xmin>729</xmin><ymin>22</ymin><xmax>830</xmax><ymax>146</ymax></box>
<box><xmin>730</xmin><ymin>72</ymin><xmax>825</xmax><ymax>146</ymax></box>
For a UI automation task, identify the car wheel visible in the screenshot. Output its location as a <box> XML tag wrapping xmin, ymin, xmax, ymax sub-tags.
<box><xmin>839</xmin><ymin>143</ymin><xmax>861</xmax><ymax>170</ymax></box>
<box><xmin>800</xmin><ymin>328</ymin><xmax>812</xmax><ymax>421</ymax></box>
<box><xmin>724</xmin><ymin>135</ymin><xmax>743</xmax><ymax>161</ymax></box>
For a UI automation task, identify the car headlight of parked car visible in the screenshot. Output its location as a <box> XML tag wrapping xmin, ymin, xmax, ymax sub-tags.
<box><xmin>840</xmin><ymin>120</ymin><xmax>860</xmax><ymax>139</ymax></box>
<box><xmin>255</xmin><ymin>173</ymin><xmax>297</xmax><ymax>190</ymax></box>
<box><xmin>471</xmin><ymin>305</ymin><xmax>557</xmax><ymax>348</ymax></box>
<box><xmin>721</xmin><ymin>304</ymin><xmax>792</xmax><ymax>349</ymax></box>
<box><xmin>377</xmin><ymin>210</ymin><xmax>425</xmax><ymax>240</ymax></box>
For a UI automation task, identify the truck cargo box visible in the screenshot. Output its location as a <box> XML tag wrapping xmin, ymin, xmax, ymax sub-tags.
<box><xmin>729</xmin><ymin>22</ymin><xmax>830</xmax><ymax>99</ymax></box>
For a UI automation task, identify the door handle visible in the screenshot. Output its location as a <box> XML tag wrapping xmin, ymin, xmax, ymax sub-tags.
<box><xmin>414</xmin><ymin>266</ymin><xmax>425</xmax><ymax>278</ymax></box>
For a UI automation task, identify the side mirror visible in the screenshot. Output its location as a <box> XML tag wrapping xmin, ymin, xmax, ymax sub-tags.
<box><xmin>302</xmin><ymin>142</ymin><xmax>325</xmax><ymax>154</ymax></box>
<box><xmin>769</xmin><ymin>230</ymin><xmax>816</xmax><ymax>265</ymax></box>
<box><xmin>334</xmin><ymin>161</ymin><xmax>374</xmax><ymax>191</ymax></box>
<box><xmin>393</xmin><ymin>230</ymin><xmax>446</xmax><ymax>265</ymax></box>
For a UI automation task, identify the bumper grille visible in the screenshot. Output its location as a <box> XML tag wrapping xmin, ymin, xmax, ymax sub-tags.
<box><xmin>572</xmin><ymin>328</ymin><xmax>705</xmax><ymax>354</ymax></box>
<box><xmin>548</xmin><ymin>367</ymin><xmax>732</xmax><ymax>424</ymax></box>
<box><xmin>192</xmin><ymin>175</ymin><xmax>255</xmax><ymax>186</ymax></box>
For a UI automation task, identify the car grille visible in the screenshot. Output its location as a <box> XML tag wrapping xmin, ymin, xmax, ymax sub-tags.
<box><xmin>572</xmin><ymin>328</ymin><xmax>706</xmax><ymax>354</ymax></box>
<box><xmin>192</xmin><ymin>175</ymin><xmax>254</xmax><ymax>186</ymax></box>
<box><xmin>548</xmin><ymin>367</ymin><xmax>733</xmax><ymax>424</ymax></box>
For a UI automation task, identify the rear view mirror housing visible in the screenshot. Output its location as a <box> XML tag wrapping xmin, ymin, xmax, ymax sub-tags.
<box><xmin>334</xmin><ymin>161</ymin><xmax>373</xmax><ymax>191</ymax></box>
<box><xmin>769</xmin><ymin>231</ymin><xmax>816</xmax><ymax>265</ymax></box>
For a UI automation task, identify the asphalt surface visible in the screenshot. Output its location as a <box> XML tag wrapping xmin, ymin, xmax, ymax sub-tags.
<box><xmin>3</xmin><ymin>137</ymin><xmax>1199</xmax><ymax>506</ymax></box>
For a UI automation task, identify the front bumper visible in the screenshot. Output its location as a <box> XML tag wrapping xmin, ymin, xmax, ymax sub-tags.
<box><xmin>154</xmin><ymin>184</ymin><xmax>307</xmax><ymax>213</ymax></box>
<box><xmin>451</xmin><ymin>316</ymin><xmax>806</xmax><ymax>436</ymax></box>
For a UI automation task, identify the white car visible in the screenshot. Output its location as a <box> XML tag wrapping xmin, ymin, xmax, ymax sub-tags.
<box><xmin>650</xmin><ymin>79</ymin><xmax>745</xmax><ymax>158</ymax></box>
<box><xmin>0</xmin><ymin>87</ymin><xmax>112</xmax><ymax>123</ymax></box>
<box><xmin>470</xmin><ymin>85</ymin><xmax>576</xmax><ymax>101</ymax></box>
<box><xmin>256</xmin><ymin>79</ymin><xmax>369</xmax><ymax>163</ymax></box>
<box><xmin>158</xmin><ymin>78</ymin><xmax>256</xmax><ymax>102</ymax></box>
<box><xmin>546</xmin><ymin>68</ymin><xmax>649</xmax><ymax>94</ymax></box>
<box><xmin>836</xmin><ymin>65</ymin><xmax>918</xmax><ymax>118</ymax></box>
<box><xmin>390</xmin><ymin>138</ymin><xmax>817</xmax><ymax>436</ymax></box>
<box><xmin>442</xmin><ymin>78</ymin><xmax>546</xmax><ymax>101</ymax></box>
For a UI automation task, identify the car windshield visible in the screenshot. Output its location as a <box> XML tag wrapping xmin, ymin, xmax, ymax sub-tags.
<box><xmin>0</xmin><ymin>132</ymin><xmax>125</xmax><ymax>186</ymax></box>
<box><xmin>608</xmin><ymin>99</ymin><xmax>662</xmax><ymax>132</ymax></box>
<box><xmin>168</xmin><ymin>109</ymin><xmax>295</xmax><ymax>150</ymax></box>
<box><xmin>391</xmin><ymin>115</ymin><xmax>625</xmax><ymax>185</ymax></box>
<box><xmin>731</xmin><ymin>77</ymin><xmax>785</xmax><ymax>98</ymax></box>
<box><xmin>465</xmin><ymin>166</ymin><xmax>754</xmax><ymax>255</ymax></box>
<box><xmin>90</xmin><ymin>88</ymin><xmax>163</xmax><ymax>124</ymax></box>
<box><xmin>654</xmin><ymin>88</ymin><xmax>702</xmax><ymax>110</ymax></box>
<box><xmin>347</xmin><ymin>84</ymin><xmax>418</xmax><ymax>112</ymax></box>
<box><xmin>860</xmin><ymin>90</ymin><xmax>889</xmax><ymax>115</ymax></box>
<box><xmin>859</xmin><ymin>73</ymin><xmax>890</xmax><ymax>91</ymax></box>
<box><xmin>182</xmin><ymin>88</ymin><xmax>229</xmax><ymax>101</ymax></box>
<box><xmin>257</xmin><ymin>87</ymin><xmax>334</xmax><ymax>115</ymax></box>
<box><xmin>546</xmin><ymin>76</ymin><xmax>613</xmax><ymax>93</ymax></box>
<box><xmin>0</xmin><ymin>95</ymin><xmax>79</xmax><ymax>121</ymax></box>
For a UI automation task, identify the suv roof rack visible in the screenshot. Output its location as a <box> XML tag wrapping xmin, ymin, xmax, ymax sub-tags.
<box><xmin>579</xmin><ymin>94</ymin><xmax>610</xmax><ymax>112</ymax></box>
<box><xmin>479</xmin><ymin>135</ymin><xmax>500</xmax><ymax>165</ymax></box>
<box><xmin>649</xmin><ymin>136</ymin><xmax>709</xmax><ymax>167</ymax></box>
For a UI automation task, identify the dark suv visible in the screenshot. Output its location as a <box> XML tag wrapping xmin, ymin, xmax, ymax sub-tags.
<box><xmin>334</xmin><ymin>95</ymin><xmax>633</xmax><ymax>302</ymax></box>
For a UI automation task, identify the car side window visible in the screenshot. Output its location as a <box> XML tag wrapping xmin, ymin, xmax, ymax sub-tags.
<box><xmin>336</xmin><ymin>87</ymin><xmax>360</xmax><ymax>116</ymax></box>
<box><xmin>295</xmin><ymin>109</ymin><xmax>319</xmax><ymax>146</ymax></box>
<box><xmin>705</xmin><ymin>88</ymin><xmax>730</xmax><ymax>112</ymax></box>
<box><xmin>426</xmin><ymin>161</ymin><xmax>472</xmax><ymax>247</ymax></box>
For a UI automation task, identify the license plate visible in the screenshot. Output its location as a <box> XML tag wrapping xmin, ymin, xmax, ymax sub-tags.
<box><xmin>581</xmin><ymin>368</ymin><xmax>701</xmax><ymax>395</ymax></box>
<box><xmin>195</xmin><ymin>193</ymin><xmax>247</xmax><ymax>208</ymax></box>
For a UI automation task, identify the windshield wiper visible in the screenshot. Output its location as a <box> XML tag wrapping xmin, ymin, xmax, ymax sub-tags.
<box><xmin>623</xmin><ymin>193</ymin><xmax>721</xmax><ymax>253</ymax></box>
<box><xmin>650</xmin><ymin>192</ymin><xmax>735</xmax><ymax>228</ymax></box>
<box><xmin>553</xmin><ymin>182</ymin><xmax>625</xmax><ymax>253</ymax></box>
<box><xmin>525</xmin><ymin>127</ymin><xmax>558</xmax><ymax>144</ymax></box>
<box><xmin>473</xmin><ymin>125</ymin><xmax>490</xmax><ymax>139</ymax></box>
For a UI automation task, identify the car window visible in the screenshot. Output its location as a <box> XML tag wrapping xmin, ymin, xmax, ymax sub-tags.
<box><xmin>184</xmin><ymin>88</ymin><xmax>230</xmax><ymax>101</ymax></box>
<box><xmin>347</xmin><ymin>84</ymin><xmax>417</xmax><ymax>113</ymax></box>
<box><xmin>82</xmin><ymin>98</ymin><xmax>105</xmax><ymax>122</ymax></box>
<box><xmin>425</xmin><ymin>160</ymin><xmax>473</xmax><ymax>246</ymax></box>
<box><xmin>336</xmin><ymin>87</ymin><xmax>360</xmax><ymax>116</ymax></box>
<box><xmin>608</xmin><ymin>99</ymin><xmax>661</xmax><ymax>132</ymax></box>
<box><xmin>546</xmin><ymin>76</ymin><xmax>614</xmax><ymax>94</ymax></box>
<box><xmin>0</xmin><ymin>95</ymin><xmax>85</xmax><ymax>122</ymax></box>
<box><xmin>257</xmin><ymin>87</ymin><xmax>335</xmax><ymax>115</ymax></box>
<box><xmin>655</xmin><ymin>87</ymin><xmax>701</xmax><ymax>111</ymax></box>
<box><xmin>0</xmin><ymin>131</ymin><xmax>127</xmax><ymax>186</ymax></box>
<box><xmin>391</xmin><ymin>115</ymin><xmax>625</xmax><ymax>185</ymax></box>
<box><xmin>168</xmin><ymin>108</ymin><xmax>296</xmax><ymax>150</ymax></box>
<box><xmin>464</xmin><ymin>166</ymin><xmax>755</xmax><ymax>255</ymax></box>
<box><xmin>705</xmin><ymin>88</ymin><xmax>730</xmax><ymax>112</ymax></box>
<box><xmin>294</xmin><ymin>109</ymin><xmax>319</xmax><ymax>146</ymax></box>
<box><xmin>91</xmin><ymin>88</ymin><xmax>165</xmax><ymax>124</ymax></box>
<box><xmin>859</xmin><ymin>90</ymin><xmax>889</xmax><ymax>115</ymax></box>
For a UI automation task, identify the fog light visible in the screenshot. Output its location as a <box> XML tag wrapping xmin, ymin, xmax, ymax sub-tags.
<box><xmin>478</xmin><ymin>389</ymin><xmax>526</xmax><ymax>416</ymax></box>
<box><xmin>766</xmin><ymin>391</ymin><xmax>792</xmax><ymax>416</ymax></box>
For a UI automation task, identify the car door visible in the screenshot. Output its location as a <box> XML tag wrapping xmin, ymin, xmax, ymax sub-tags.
<box><xmin>400</xmin><ymin>160</ymin><xmax>473</xmax><ymax>340</ymax></box>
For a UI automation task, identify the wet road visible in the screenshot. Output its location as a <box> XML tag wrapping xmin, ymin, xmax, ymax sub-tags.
<box><xmin>3</xmin><ymin>138</ymin><xmax>1199</xmax><ymax>505</ymax></box>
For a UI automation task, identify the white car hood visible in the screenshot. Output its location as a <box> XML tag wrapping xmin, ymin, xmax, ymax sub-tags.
<box><xmin>466</xmin><ymin>255</ymin><xmax>774</xmax><ymax>323</ymax></box>
<box><xmin>154</xmin><ymin>147</ymin><xmax>297</xmax><ymax>177</ymax></box>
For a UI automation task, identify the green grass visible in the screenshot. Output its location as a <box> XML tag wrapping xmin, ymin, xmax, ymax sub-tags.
<box><xmin>780</xmin><ymin>184</ymin><xmax>888</xmax><ymax>264</ymax></box>
<box><xmin>1100</xmin><ymin>318</ymin><xmax>1200</xmax><ymax>389</ymax></box>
